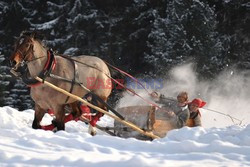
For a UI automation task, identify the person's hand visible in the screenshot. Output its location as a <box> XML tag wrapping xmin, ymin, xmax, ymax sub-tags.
<box><xmin>166</xmin><ymin>111</ymin><xmax>175</xmax><ymax>117</ymax></box>
<box><xmin>159</xmin><ymin>108</ymin><xmax>175</xmax><ymax>117</ymax></box>
<box><xmin>150</xmin><ymin>91</ymin><xmax>159</xmax><ymax>98</ymax></box>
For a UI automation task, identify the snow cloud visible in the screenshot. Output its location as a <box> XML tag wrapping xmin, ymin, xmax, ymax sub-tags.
<box><xmin>117</xmin><ymin>63</ymin><xmax>250</xmax><ymax>128</ymax></box>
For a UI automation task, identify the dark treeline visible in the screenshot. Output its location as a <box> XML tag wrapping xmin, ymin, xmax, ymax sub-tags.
<box><xmin>0</xmin><ymin>0</ymin><xmax>249</xmax><ymax>110</ymax></box>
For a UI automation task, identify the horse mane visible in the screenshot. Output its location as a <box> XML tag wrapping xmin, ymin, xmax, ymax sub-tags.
<box><xmin>20</xmin><ymin>31</ymin><xmax>44</xmax><ymax>41</ymax></box>
<box><xmin>15</xmin><ymin>31</ymin><xmax>47</xmax><ymax>49</ymax></box>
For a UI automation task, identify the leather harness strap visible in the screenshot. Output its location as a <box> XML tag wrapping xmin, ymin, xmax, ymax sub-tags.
<box><xmin>25</xmin><ymin>50</ymin><xmax>56</xmax><ymax>87</ymax></box>
<box><xmin>40</xmin><ymin>54</ymin><xmax>125</xmax><ymax>120</ymax></box>
<box><xmin>64</xmin><ymin>58</ymin><xmax>79</xmax><ymax>103</ymax></box>
<box><xmin>25</xmin><ymin>49</ymin><xmax>79</xmax><ymax>103</ymax></box>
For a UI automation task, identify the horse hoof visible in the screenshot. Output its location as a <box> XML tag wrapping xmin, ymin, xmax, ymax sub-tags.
<box><xmin>32</xmin><ymin>123</ymin><xmax>41</xmax><ymax>129</ymax></box>
<box><xmin>52</xmin><ymin>120</ymin><xmax>65</xmax><ymax>131</ymax></box>
<box><xmin>90</xmin><ymin>131</ymin><xmax>97</xmax><ymax>136</ymax></box>
<box><xmin>88</xmin><ymin>125</ymin><xmax>97</xmax><ymax>136</ymax></box>
<box><xmin>52</xmin><ymin>127</ymin><xmax>58</xmax><ymax>133</ymax></box>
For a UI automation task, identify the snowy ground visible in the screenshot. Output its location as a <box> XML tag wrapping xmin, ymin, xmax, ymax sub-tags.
<box><xmin>0</xmin><ymin>106</ymin><xmax>250</xmax><ymax>167</ymax></box>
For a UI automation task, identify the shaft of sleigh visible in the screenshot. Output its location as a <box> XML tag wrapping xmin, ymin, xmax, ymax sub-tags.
<box><xmin>35</xmin><ymin>76</ymin><xmax>160</xmax><ymax>139</ymax></box>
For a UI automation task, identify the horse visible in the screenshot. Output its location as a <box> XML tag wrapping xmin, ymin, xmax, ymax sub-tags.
<box><xmin>9</xmin><ymin>31</ymin><xmax>112</xmax><ymax>134</ymax></box>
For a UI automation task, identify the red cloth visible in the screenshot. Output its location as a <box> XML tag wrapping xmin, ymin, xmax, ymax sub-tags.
<box><xmin>80</xmin><ymin>105</ymin><xmax>92</xmax><ymax>120</ymax></box>
<box><xmin>190</xmin><ymin>98</ymin><xmax>206</xmax><ymax>108</ymax></box>
<box><xmin>40</xmin><ymin>114</ymin><xmax>74</xmax><ymax>131</ymax></box>
<box><xmin>90</xmin><ymin>112</ymin><xmax>103</xmax><ymax>127</ymax></box>
<box><xmin>47</xmin><ymin>109</ymin><xmax>54</xmax><ymax>116</ymax></box>
<box><xmin>64</xmin><ymin>114</ymin><xmax>74</xmax><ymax>123</ymax></box>
<box><xmin>41</xmin><ymin>124</ymin><xmax>55</xmax><ymax>131</ymax></box>
<box><xmin>42</xmin><ymin>105</ymin><xmax>93</xmax><ymax>131</ymax></box>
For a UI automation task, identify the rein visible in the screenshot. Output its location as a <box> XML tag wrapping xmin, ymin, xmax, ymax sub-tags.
<box><xmin>59</xmin><ymin>56</ymin><xmax>161</xmax><ymax>109</ymax></box>
<box><xmin>203</xmin><ymin>108</ymin><xmax>244</xmax><ymax>125</ymax></box>
<box><xmin>104</xmin><ymin>61</ymin><xmax>152</xmax><ymax>95</ymax></box>
<box><xmin>13</xmin><ymin>36</ymin><xmax>160</xmax><ymax>109</ymax></box>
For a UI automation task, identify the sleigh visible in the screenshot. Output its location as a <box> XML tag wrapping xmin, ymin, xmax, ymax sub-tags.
<box><xmin>112</xmin><ymin>105</ymin><xmax>175</xmax><ymax>140</ymax></box>
<box><xmin>47</xmin><ymin>103</ymin><xmax>174</xmax><ymax>140</ymax></box>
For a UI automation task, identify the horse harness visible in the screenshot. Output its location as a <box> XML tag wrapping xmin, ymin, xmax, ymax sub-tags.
<box><xmin>13</xmin><ymin>47</ymin><xmax>124</xmax><ymax>120</ymax></box>
<box><xmin>15</xmin><ymin>48</ymin><xmax>79</xmax><ymax>103</ymax></box>
<box><xmin>18</xmin><ymin>49</ymin><xmax>56</xmax><ymax>87</ymax></box>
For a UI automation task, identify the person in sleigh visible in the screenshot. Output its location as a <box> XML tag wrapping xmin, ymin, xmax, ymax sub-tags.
<box><xmin>150</xmin><ymin>91</ymin><xmax>206</xmax><ymax>128</ymax></box>
<box><xmin>185</xmin><ymin>98</ymin><xmax>206</xmax><ymax>127</ymax></box>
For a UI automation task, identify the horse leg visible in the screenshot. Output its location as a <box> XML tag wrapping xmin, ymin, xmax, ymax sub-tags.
<box><xmin>53</xmin><ymin>105</ymin><xmax>66</xmax><ymax>131</ymax></box>
<box><xmin>68</xmin><ymin>102</ymin><xmax>98</xmax><ymax>136</ymax></box>
<box><xmin>68</xmin><ymin>102</ymin><xmax>82</xmax><ymax>119</ymax></box>
<box><xmin>32</xmin><ymin>103</ymin><xmax>46</xmax><ymax>129</ymax></box>
<box><xmin>61</xmin><ymin>102</ymin><xmax>83</xmax><ymax>124</ymax></box>
<box><xmin>88</xmin><ymin>96</ymin><xmax>108</xmax><ymax>136</ymax></box>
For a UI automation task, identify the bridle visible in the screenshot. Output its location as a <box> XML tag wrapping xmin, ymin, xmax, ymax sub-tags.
<box><xmin>11</xmin><ymin>37</ymin><xmax>46</xmax><ymax>71</ymax></box>
<box><xmin>10</xmin><ymin>35</ymin><xmax>56</xmax><ymax>87</ymax></box>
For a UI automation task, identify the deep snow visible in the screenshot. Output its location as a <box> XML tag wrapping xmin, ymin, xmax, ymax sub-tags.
<box><xmin>0</xmin><ymin>106</ymin><xmax>250</xmax><ymax>167</ymax></box>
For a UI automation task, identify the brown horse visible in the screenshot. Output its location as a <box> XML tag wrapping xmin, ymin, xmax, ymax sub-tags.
<box><xmin>9</xmin><ymin>31</ymin><xmax>112</xmax><ymax>134</ymax></box>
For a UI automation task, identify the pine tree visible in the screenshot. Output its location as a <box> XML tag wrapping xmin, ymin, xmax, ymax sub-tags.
<box><xmin>0</xmin><ymin>54</ymin><xmax>7</xmax><ymax>106</ymax></box>
<box><xmin>210</xmin><ymin>0</ymin><xmax>250</xmax><ymax>69</ymax></box>
<box><xmin>6</xmin><ymin>79</ymin><xmax>33</xmax><ymax>110</ymax></box>
<box><xmin>0</xmin><ymin>0</ymin><xmax>249</xmax><ymax>109</ymax></box>
<box><xmin>145</xmin><ymin>0</ymin><xmax>223</xmax><ymax>78</ymax></box>
<box><xmin>0</xmin><ymin>1</ymin><xmax>33</xmax><ymax>109</ymax></box>
<box><xmin>66</xmin><ymin>0</ymin><xmax>110</xmax><ymax>57</ymax></box>
<box><xmin>102</xmin><ymin>0</ymin><xmax>167</xmax><ymax>75</ymax></box>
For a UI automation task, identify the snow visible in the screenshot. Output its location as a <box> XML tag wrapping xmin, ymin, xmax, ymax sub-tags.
<box><xmin>0</xmin><ymin>106</ymin><xmax>250</xmax><ymax>167</ymax></box>
<box><xmin>63</xmin><ymin>47</ymin><xmax>80</xmax><ymax>55</ymax></box>
<box><xmin>31</xmin><ymin>17</ymin><xmax>60</xmax><ymax>30</ymax></box>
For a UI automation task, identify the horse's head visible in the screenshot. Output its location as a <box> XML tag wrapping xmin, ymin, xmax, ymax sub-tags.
<box><xmin>10</xmin><ymin>31</ymin><xmax>43</xmax><ymax>77</ymax></box>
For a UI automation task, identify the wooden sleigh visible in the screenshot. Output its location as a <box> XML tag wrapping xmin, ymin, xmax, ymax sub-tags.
<box><xmin>36</xmin><ymin>76</ymin><xmax>175</xmax><ymax>140</ymax></box>
<box><xmin>113</xmin><ymin>105</ymin><xmax>175</xmax><ymax>140</ymax></box>
<box><xmin>33</xmin><ymin>76</ymin><xmax>177</xmax><ymax>140</ymax></box>
<box><xmin>35</xmin><ymin>77</ymin><xmax>161</xmax><ymax>139</ymax></box>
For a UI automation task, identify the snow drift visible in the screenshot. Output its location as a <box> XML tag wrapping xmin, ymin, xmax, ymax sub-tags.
<box><xmin>0</xmin><ymin>106</ymin><xmax>250</xmax><ymax>167</ymax></box>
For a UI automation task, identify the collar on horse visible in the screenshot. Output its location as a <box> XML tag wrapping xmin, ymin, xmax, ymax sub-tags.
<box><xmin>22</xmin><ymin>49</ymin><xmax>56</xmax><ymax>87</ymax></box>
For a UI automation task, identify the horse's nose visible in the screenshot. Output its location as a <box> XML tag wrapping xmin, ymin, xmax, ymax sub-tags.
<box><xmin>9</xmin><ymin>60</ymin><xmax>22</xmax><ymax>77</ymax></box>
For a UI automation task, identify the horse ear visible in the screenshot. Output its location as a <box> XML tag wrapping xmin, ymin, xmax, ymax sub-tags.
<box><xmin>20</xmin><ymin>30</ymin><xmax>30</xmax><ymax>37</ymax></box>
<box><xmin>31</xmin><ymin>31</ymin><xmax>37</xmax><ymax>38</ymax></box>
<box><xmin>20</xmin><ymin>30</ymin><xmax>36</xmax><ymax>38</ymax></box>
